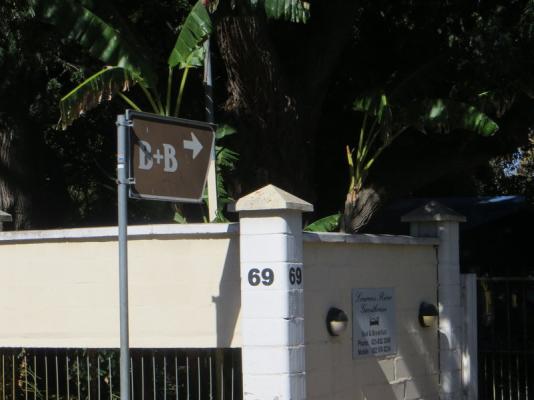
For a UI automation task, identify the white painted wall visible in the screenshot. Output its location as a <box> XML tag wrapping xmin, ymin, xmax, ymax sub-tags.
<box><xmin>303</xmin><ymin>233</ymin><xmax>440</xmax><ymax>400</ymax></box>
<box><xmin>0</xmin><ymin>223</ymin><xmax>441</xmax><ymax>400</ymax></box>
<box><xmin>0</xmin><ymin>224</ymin><xmax>241</xmax><ymax>348</ymax></box>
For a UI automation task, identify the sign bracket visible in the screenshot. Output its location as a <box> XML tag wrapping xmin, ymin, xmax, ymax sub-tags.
<box><xmin>116</xmin><ymin>119</ymin><xmax>133</xmax><ymax>128</ymax></box>
<box><xmin>116</xmin><ymin>177</ymin><xmax>136</xmax><ymax>185</ymax></box>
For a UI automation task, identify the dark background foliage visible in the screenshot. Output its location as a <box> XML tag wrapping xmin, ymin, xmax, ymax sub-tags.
<box><xmin>1</xmin><ymin>0</ymin><xmax>533</xmax><ymax>230</ymax></box>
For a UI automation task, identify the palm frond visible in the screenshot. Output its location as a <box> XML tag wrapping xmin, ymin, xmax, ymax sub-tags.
<box><xmin>59</xmin><ymin>66</ymin><xmax>138</xmax><ymax>129</ymax></box>
<box><xmin>36</xmin><ymin>0</ymin><xmax>158</xmax><ymax>87</ymax></box>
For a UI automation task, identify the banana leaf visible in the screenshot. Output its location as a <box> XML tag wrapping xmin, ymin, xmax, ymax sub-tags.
<box><xmin>250</xmin><ymin>0</ymin><xmax>310</xmax><ymax>23</ymax></box>
<box><xmin>354</xmin><ymin>93</ymin><xmax>393</xmax><ymax>126</ymax></box>
<box><xmin>304</xmin><ymin>214</ymin><xmax>341</xmax><ymax>232</ymax></box>
<box><xmin>35</xmin><ymin>0</ymin><xmax>158</xmax><ymax>87</ymax></box>
<box><xmin>403</xmin><ymin>99</ymin><xmax>499</xmax><ymax>136</ymax></box>
<box><xmin>59</xmin><ymin>66</ymin><xmax>138</xmax><ymax>129</ymax></box>
<box><xmin>354</xmin><ymin>93</ymin><xmax>499</xmax><ymax>137</ymax></box>
<box><xmin>168</xmin><ymin>1</ymin><xmax>212</xmax><ymax>69</ymax></box>
<box><xmin>215</xmin><ymin>124</ymin><xmax>237</xmax><ymax>140</ymax></box>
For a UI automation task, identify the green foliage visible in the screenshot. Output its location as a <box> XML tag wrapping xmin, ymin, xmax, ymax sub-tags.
<box><xmin>348</xmin><ymin>92</ymin><xmax>499</xmax><ymax>194</ymax></box>
<box><xmin>168</xmin><ymin>1</ymin><xmax>212</xmax><ymax>69</ymax></box>
<box><xmin>215</xmin><ymin>124</ymin><xmax>237</xmax><ymax>140</ymax></box>
<box><xmin>251</xmin><ymin>0</ymin><xmax>310</xmax><ymax>23</ymax></box>
<box><xmin>353</xmin><ymin>94</ymin><xmax>499</xmax><ymax>139</ymax></box>
<box><xmin>353</xmin><ymin>94</ymin><xmax>391</xmax><ymax>125</ymax></box>
<box><xmin>37</xmin><ymin>0</ymin><xmax>212</xmax><ymax>127</ymax></box>
<box><xmin>34</xmin><ymin>0</ymin><xmax>157</xmax><ymax>86</ymax></box>
<box><xmin>5</xmin><ymin>0</ymin><xmax>534</xmax><ymax>231</ymax></box>
<box><xmin>212</xmin><ymin>124</ymin><xmax>239</xmax><ymax>221</ymax></box>
<box><xmin>304</xmin><ymin>213</ymin><xmax>341</xmax><ymax>232</ymax></box>
<box><xmin>173</xmin><ymin>211</ymin><xmax>188</xmax><ymax>223</ymax></box>
<box><xmin>403</xmin><ymin>99</ymin><xmax>499</xmax><ymax>137</ymax></box>
<box><xmin>207</xmin><ymin>0</ymin><xmax>310</xmax><ymax>22</ymax></box>
<box><xmin>478</xmin><ymin>133</ymin><xmax>534</xmax><ymax>203</ymax></box>
<box><xmin>33</xmin><ymin>0</ymin><xmax>235</xmax><ymax>225</ymax></box>
<box><xmin>58</xmin><ymin>66</ymin><xmax>139</xmax><ymax>130</ymax></box>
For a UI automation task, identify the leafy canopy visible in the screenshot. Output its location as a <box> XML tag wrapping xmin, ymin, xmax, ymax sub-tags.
<box><xmin>35</xmin><ymin>0</ymin><xmax>213</xmax><ymax>128</ymax></box>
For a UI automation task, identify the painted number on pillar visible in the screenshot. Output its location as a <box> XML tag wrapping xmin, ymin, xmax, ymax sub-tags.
<box><xmin>248</xmin><ymin>268</ymin><xmax>274</xmax><ymax>286</ymax></box>
<box><xmin>289</xmin><ymin>267</ymin><xmax>302</xmax><ymax>285</ymax></box>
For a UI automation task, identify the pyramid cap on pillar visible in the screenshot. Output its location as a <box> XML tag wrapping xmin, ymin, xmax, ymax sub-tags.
<box><xmin>0</xmin><ymin>210</ymin><xmax>12</xmax><ymax>222</ymax></box>
<box><xmin>401</xmin><ymin>200</ymin><xmax>466</xmax><ymax>223</ymax></box>
<box><xmin>235</xmin><ymin>184</ymin><xmax>314</xmax><ymax>212</ymax></box>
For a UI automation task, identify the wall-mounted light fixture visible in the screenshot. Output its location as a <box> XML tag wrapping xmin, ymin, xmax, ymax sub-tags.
<box><xmin>419</xmin><ymin>302</ymin><xmax>439</xmax><ymax>327</ymax></box>
<box><xmin>326</xmin><ymin>307</ymin><xmax>348</xmax><ymax>336</ymax></box>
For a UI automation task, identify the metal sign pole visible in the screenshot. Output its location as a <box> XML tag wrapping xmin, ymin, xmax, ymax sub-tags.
<box><xmin>115</xmin><ymin>110</ymin><xmax>213</xmax><ymax>400</ymax></box>
<box><xmin>116</xmin><ymin>114</ymin><xmax>131</xmax><ymax>400</ymax></box>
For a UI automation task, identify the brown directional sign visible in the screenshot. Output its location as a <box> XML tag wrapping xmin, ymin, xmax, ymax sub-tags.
<box><xmin>126</xmin><ymin>110</ymin><xmax>215</xmax><ymax>203</ymax></box>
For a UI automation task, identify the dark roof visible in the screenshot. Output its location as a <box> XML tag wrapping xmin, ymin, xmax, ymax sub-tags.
<box><xmin>364</xmin><ymin>196</ymin><xmax>527</xmax><ymax>235</ymax></box>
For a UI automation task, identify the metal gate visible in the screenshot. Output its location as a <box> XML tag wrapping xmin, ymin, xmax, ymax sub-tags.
<box><xmin>0</xmin><ymin>348</ymin><xmax>242</xmax><ymax>400</ymax></box>
<box><xmin>478</xmin><ymin>277</ymin><xmax>534</xmax><ymax>399</ymax></box>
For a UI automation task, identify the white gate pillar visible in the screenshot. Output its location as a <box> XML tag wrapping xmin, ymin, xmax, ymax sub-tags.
<box><xmin>402</xmin><ymin>201</ymin><xmax>466</xmax><ymax>400</ymax></box>
<box><xmin>461</xmin><ymin>273</ymin><xmax>478</xmax><ymax>400</ymax></box>
<box><xmin>236</xmin><ymin>184</ymin><xmax>313</xmax><ymax>400</ymax></box>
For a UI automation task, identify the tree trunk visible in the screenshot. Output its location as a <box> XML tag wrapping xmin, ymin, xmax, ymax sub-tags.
<box><xmin>0</xmin><ymin>118</ymin><xmax>33</xmax><ymax>229</ymax></box>
<box><xmin>215</xmin><ymin>13</ymin><xmax>312</xmax><ymax>200</ymax></box>
<box><xmin>214</xmin><ymin>3</ymin><xmax>358</xmax><ymax>204</ymax></box>
<box><xmin>341</xmin><ymin>186</ymin><xmax>383</xmax><ymax>233</ymax></box>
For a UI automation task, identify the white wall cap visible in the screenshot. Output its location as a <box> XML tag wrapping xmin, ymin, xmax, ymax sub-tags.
<box><xmin>0</xmin><ymin>211</ymin><xmax>12</xmax><ymax>222</ymax></box>
<box><xmin>303</xmin><ymin>231</ymin><xmax>439</xmax><ymax>246</ymax></box>
<box><xmin>401</xmin><ymin>201</ymin><xmax>466</xmax><ymax>223</ymax></box>
<box><xmin>235</xmin><ymin>184</ymin><xmax>313</xmax><ymax>213</ymax></box>
<box><xmin>0</xmin><ymin>223</ymin><xmax>238</xmax><ymax>243</ymax></box>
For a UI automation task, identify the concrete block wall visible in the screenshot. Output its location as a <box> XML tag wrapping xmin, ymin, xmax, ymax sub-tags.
<box><xmin>303</xmin><ymin>234</ymin><xmax>440</xmax><ymax>400</ymax></box>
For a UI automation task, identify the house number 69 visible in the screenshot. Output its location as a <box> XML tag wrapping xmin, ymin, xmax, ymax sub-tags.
<box><xmin>248</xmin><ymin>268</ymin><xmax>274</xmax><ymax>286</ymax></box>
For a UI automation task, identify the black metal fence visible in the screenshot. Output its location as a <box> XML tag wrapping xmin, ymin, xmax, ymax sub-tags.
<box><xmin>478</xmin><ymin>277</ymin><xmax>534</xmax><ymax>399</ymax></box>
<box><xmin>0</xmin><ymin>348</ymin><xmax>242</xmax><ymax>400</ymax></box>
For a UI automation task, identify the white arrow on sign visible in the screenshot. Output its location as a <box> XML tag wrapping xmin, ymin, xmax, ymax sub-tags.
<box><xmin>183</xmin><ymin>132</ymin><xmax>203</xmax><ymax>159</ymax></box>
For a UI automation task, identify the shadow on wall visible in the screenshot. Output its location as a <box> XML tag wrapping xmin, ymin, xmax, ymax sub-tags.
<box><xmin>393</xmin><ymin>311</ymin><xmax>439</xmax><ymax>399</ymax></box>
<box><xmin>208</xmin><ymin>235</ymin><xmax>243</xmax><ymax>397</ymax></box>
<box><xmin>354</xmin><ymin>314</ymin><xmax>405</xmax><ymax>400</ymax></box>
<box><xmin>212</xmin><ymin>235</ymin><xmax>241</xmax><ymax>347</ymax></box>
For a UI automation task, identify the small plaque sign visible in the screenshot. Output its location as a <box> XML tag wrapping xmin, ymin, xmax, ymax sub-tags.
<box><xmin>352</xmin><ymin>287</ymin><xmax>397</xmax><ymax>359</ymax></box>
